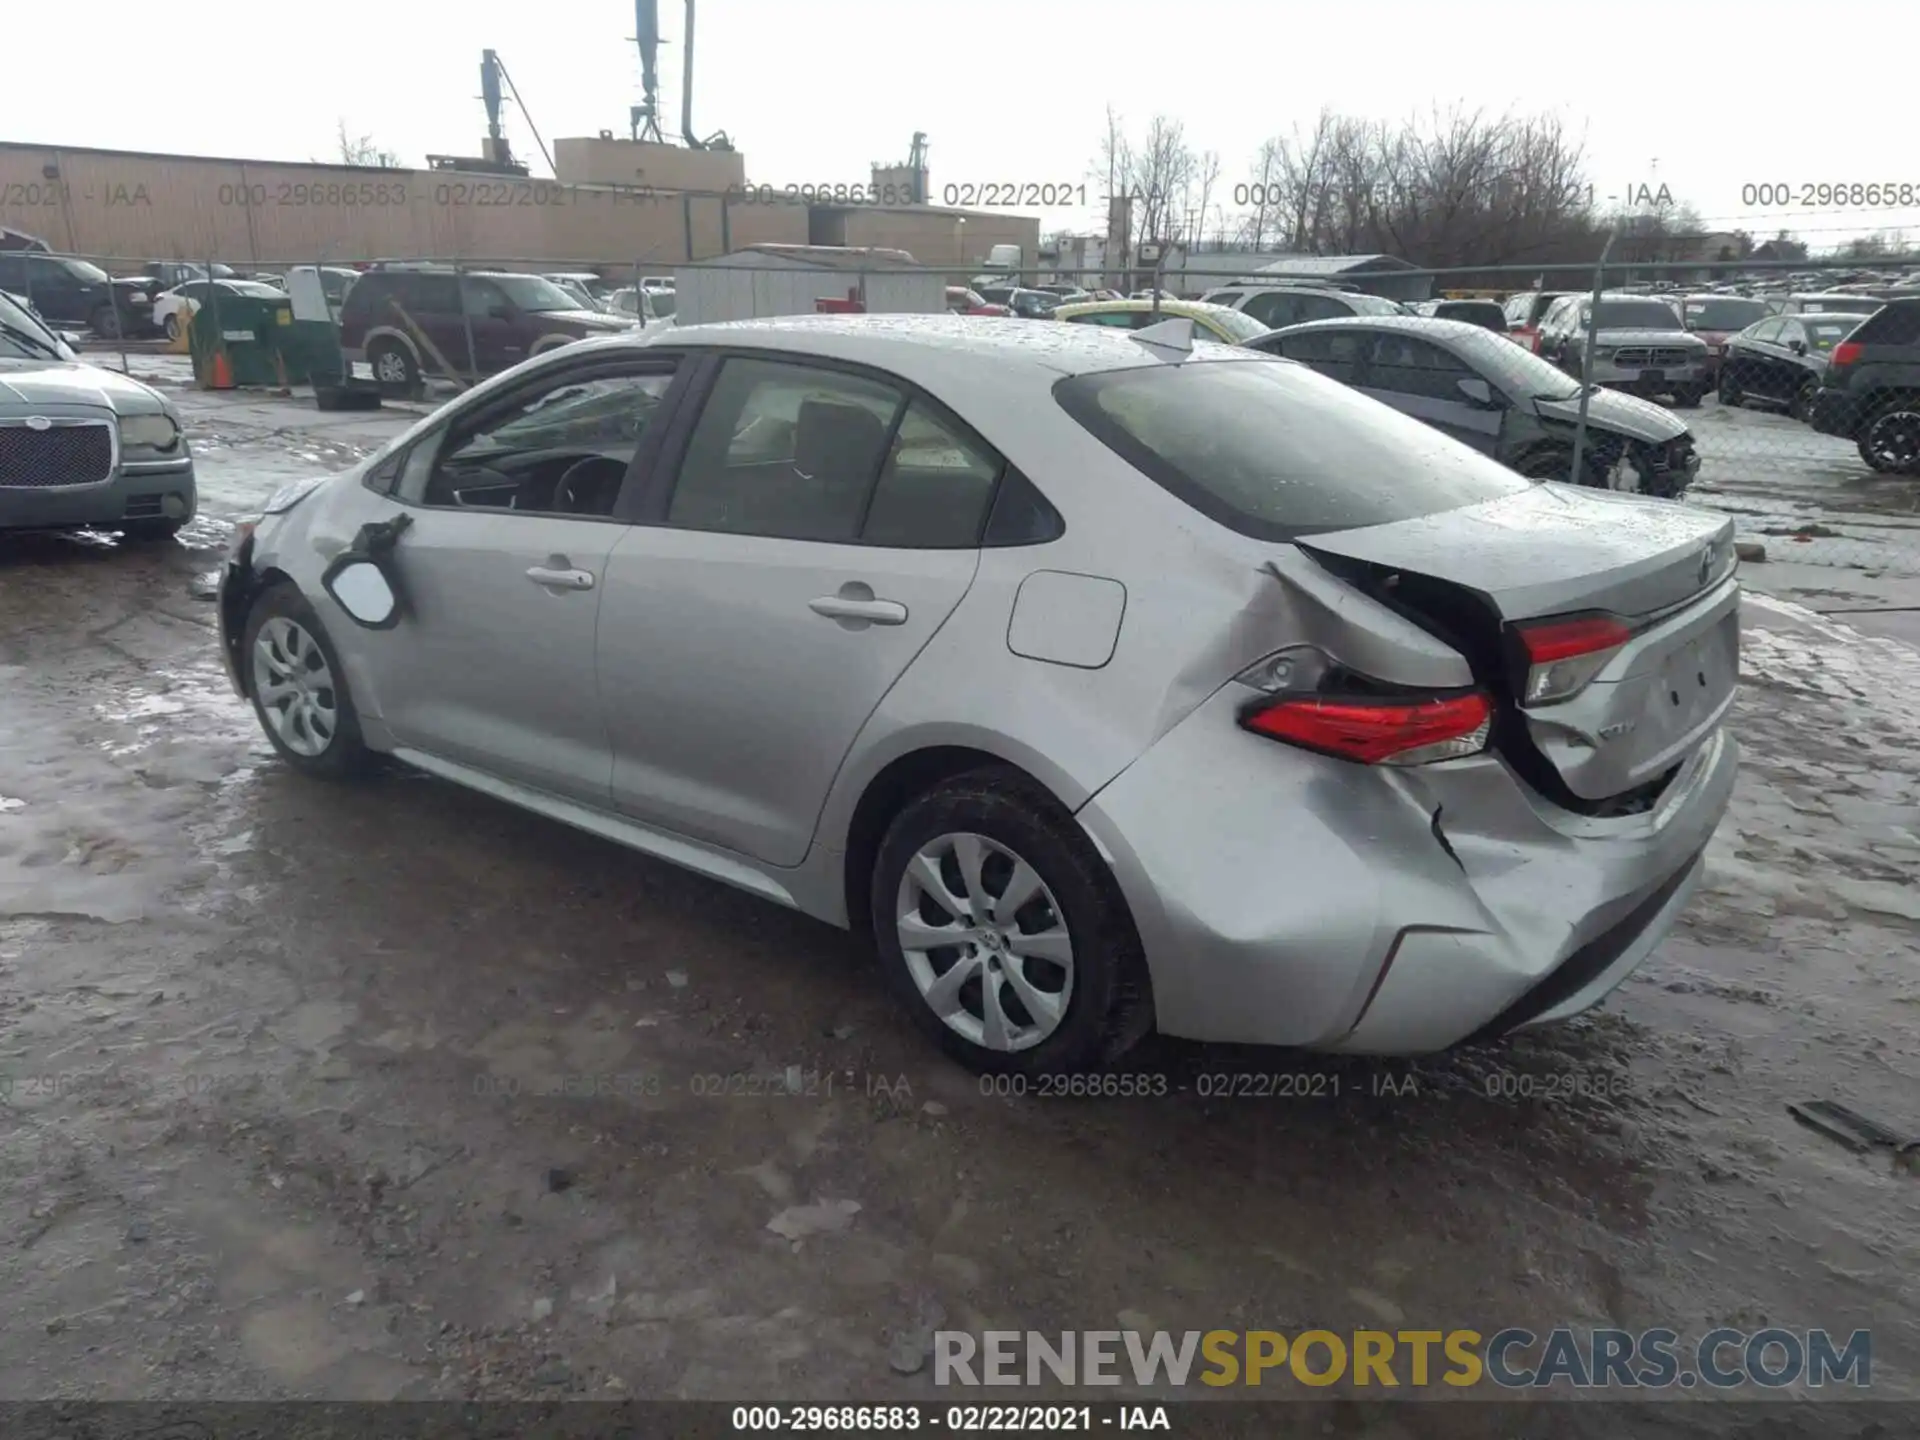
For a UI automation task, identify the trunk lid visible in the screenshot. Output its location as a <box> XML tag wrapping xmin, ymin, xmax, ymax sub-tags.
<box><xmin>1297</xmin><ymin>484</ymin><xmax>1739</xmax><ymax>805</ymax></box>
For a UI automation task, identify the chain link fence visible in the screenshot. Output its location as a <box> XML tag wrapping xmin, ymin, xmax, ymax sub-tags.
<box><xmin>7</xmin><ymin>245</ymin><xmax>1916</xmax><ymax>577</ymax></box>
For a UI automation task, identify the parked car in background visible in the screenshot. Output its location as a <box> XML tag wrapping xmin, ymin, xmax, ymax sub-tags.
<box><xmin>1501</xmin><ymin>291</ymin><xmax>1572</xmax><ymax>353</ymax></box>
<box><xmin>1675</xmin><ymin>294</ymin><xmax>1772</xmax><ymax>380</ymax></box>
<box><xmin>151</xmin><ymin>278</ymin><xmax>292</xmax><ymax>341</ymax></box>
<box><xmin>1413</xmin><ymin>298</ymin><xmax>1507</xmax><ymax>331</ymax></box>
<box><xmin>141</xmin><ymin>261</ymin><xmax>239</xmax><ymax>291</ymax></box>
<box><xmin>998</xmin><ymin>288</ymin><xmax>1062</xmax><ymax>319</ymax></box>
<box><xmin>544</xmin><ymin>272</ymin><xmax>614</xmax><ymax>309</ymax></box>
<box><xmin>216</xmin><ymin>315</ymin><xmax>1738</xmax><ymax>1074</ymax></box>
<box><xmin>1717</xmin><ymin>313</ymin><xmax>1863</xmax><ymax>419</ymax></box>
<box><xmin>1251</xmin><ymin>315</ymin><xmax>1700</xmax><ymax>496</ymax></box>
<box><xmin>545</xmin><ymin>276</ymin><xmax>605</xmax><ymax>312</ymax></box>
<box><xmin>1535</xmin><ymin>293</ymin><xmax>1710</xmax><ymax>406</ymax></box>
<box><xmin>1773</xmin><ymin>292</ymin><xmax>1884</xmax><ymax>318</ymax></box>
<box><xmin>0</xmin><ymin>251</ymin><xmax>157</xmax><ymax>337</ymax></box>
<box><xmin>1199</xmin><ymin>284</ymin><xmax>1406</xmax><ymax>329</ymax></box>
<box><xmin>946</xmin><ymin>286</ymin><xmax>1010</xmax><ymax>316</ymax></box>
<box><xmin>608</xmin><ymin>287</ymin><xmax>675</xmax><ymax>323</ymax></box>
<box><xmin>1053</xmin><ymin>298</ymin><xmax>1272</xmax><ymax>345</ymax></box>
<box><xmin>0</xmin><ymin>289</ymin><xmax>196</xmax><ymax>539</ymax></box>
<box><xmin>1802</xmin><ymin>297</ymin><xmax>1920</xmax><ymax>473</ymax></box>
<box><xmin>337</xmin><ymin>268</ymin><xmax>634</xmax><ymax>395</ymax></box>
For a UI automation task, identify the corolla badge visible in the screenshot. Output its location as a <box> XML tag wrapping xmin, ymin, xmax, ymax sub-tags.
<box><xmin>25</xmin><ymin>416</ymin><xmax>52</xmax><ymax>431</ymax></box>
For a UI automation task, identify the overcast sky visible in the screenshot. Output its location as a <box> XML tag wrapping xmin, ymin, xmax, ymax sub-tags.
<box><xmin>4</xmin><ymin>0</ymin><xmax>1915</xmax><ymax>250</ymax></box>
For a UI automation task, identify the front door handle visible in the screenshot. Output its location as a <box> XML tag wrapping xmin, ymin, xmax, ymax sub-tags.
<box><xmin>809</xmin><ymin>594</ymin><xmax>908</xmax><ymax>625</ymax></box>
<box><xmin>527</xmin><ymin>565</ymin><xmax>595</xmax><ymax>591</ymax></box>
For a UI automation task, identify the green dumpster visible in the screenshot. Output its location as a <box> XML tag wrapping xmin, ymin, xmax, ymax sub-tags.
<box><xmin>189</xmin><ymin>290</ymin><xmax>301</xmax><ymax>388</ymax></box>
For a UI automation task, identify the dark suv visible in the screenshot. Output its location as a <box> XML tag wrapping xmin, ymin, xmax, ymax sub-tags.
<box><xmin>337</xmin><ymin>268</ymin><xmax>633</xmax><ymax>395</ymax></box>
<box><xmin>0</xmin><ymin>251</ymin><xmax>158</xmax><ymax>337</ymax></box>
<box><xmin>1804</xmin><ymin>297</ymin><xmax>1920</xmax><ymax>473</ymax></box>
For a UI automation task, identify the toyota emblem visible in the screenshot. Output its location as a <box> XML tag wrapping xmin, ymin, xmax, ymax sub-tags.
<box><xmin>24</xmin><ymin>416</ymin><xmax>51</xmax><ymax>431</ymax></box>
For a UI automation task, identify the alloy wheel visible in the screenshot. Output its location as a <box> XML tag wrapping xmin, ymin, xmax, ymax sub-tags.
<box><xmin>895</xmin><ymin>831</ymin><xmax>1075</xmax><ymax>1052</ymax></box>
<box><xmin>375</xmin><ymin>350</ymin><xmax>411</xmax><ymax>385</ymax></box>
<box><xmin>251</xmin><ymin>616</ymin><xmax>338</xmax><ymax>758</ymax></box>
<box><xmin>1862</xmin><ymin>410</ymin><xmax>1920</xmax><ymax>473</ymax></box>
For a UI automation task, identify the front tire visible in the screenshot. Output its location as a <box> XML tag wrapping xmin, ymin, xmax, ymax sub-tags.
<box><xmin>870</xmin><ymin>767</ymin><xmax>1152</xmax><ymax>1075</ymax></box>
<box><xmin>240</xmin><ymin>582</ymin><xmax>376</xmax><ymax>779</ymax></box>
<box><xmin>1790</xmin><ymin>379</ymin><xmax>1816</xmax><ymax>424</ymax></box>
<box><xmin>90</xmin><ymin>305</ymin><xmax>121</xmax><ymax>339</ymax></box>
<box><xmin>1671</xmin><ymin>387</ymin><xmax>1704</xmax><ymax>409</ymax></box>
<box><xmin>163</xmin><ymin>314</ymin><xmax>182</xmax><ymax>341</ymax></box>
<box><xmin>1717</xmin><ymin>369</ymin><xmax>1744</xmax><ymax>408</ymax></box>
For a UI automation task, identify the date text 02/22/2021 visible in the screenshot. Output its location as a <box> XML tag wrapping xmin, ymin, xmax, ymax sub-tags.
<box><xmin>728</xmin><ymin>1404</ymin><xmax>1172</xmax><ymax>1431</ymax></box>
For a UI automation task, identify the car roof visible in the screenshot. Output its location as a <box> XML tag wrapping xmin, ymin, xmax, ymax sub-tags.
<box><xmin>1256</xmin><ymin>314</ymin><xmax>1492</xmax><ymax>345</ymax></box>
<box><xmin>643</xmin><ymin>312</ymin><xmax>1250</xmax><ymax>379</ymax></box>
<box><xmin>1051</xmin><ymin>298</ymin><xmax>1246</xmax><ymax>320</ymax></box>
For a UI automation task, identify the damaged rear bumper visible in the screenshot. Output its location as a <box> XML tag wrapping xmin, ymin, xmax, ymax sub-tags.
<box><xmin>1077</xmin><ymin>682</ymin><xmax>1738</xmax><ymax>1054</ymax></box>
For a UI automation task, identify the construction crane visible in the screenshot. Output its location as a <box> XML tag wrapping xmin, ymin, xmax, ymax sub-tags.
<box><xmin>630</xmin><ymin>0</ymin><xmax>733</xmax><ymax>150</ymax></box>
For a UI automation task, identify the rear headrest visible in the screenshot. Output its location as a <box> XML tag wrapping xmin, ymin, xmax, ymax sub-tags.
<box><xmin>794</xmin><ymin>399</ymin><xmax>888</xmax><ymax>480</ymax></box>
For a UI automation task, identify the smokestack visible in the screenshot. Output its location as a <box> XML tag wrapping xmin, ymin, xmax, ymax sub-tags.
<box><xmin>682</xmin><ymin>0</ymin><xmax>698</xmax><ymax>147</ymax></box>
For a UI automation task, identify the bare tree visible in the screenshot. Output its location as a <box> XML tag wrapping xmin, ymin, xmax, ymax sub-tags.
<box><xmin>333</xmin><ymin>120</ymin><xmax>401</xmax><ymax>169</ymax></box>
<box><xmin>1188</xmin><ymin>149</ymin><xmax>1222</xmax><ymax>248</ymax></box>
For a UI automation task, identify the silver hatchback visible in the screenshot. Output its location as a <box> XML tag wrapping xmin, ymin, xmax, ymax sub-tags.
<box><xmin>218</xmin><ymin>317</ymin><xmax>1739</xmax><ymax>1074</ymax></box>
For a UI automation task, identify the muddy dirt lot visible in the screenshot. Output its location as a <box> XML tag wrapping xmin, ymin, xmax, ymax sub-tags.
<box><xmin>1</xmin><ymin>375</ymin><xmax>1917</xmax><ymax>1418</ymax></box>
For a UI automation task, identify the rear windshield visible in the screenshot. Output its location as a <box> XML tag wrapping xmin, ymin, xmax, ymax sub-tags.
<box><xmin>1054</xmin><ymin>356</ymin><xmax>1529</xmax><ymax>541</ymax></box>
<box><xmin>1849</xmin><ymin>300</ymin><xmax>1920</xmax><ymax>346</ymax></box>
<box><xmin>1683</xmin><ymin>298</ymin><xmax>1769</xmax><ymax>330</ymax></box>
<box><xmin>1346</xmin><ymin>292</ymin><xmax>1406</xmax><ymax>315</ymax></box>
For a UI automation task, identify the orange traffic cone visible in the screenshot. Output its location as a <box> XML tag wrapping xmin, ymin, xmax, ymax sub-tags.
<box><xmin>207</xmin><ymin>349</ymin><xmax>235</xmax><ymax>391</ymax></box>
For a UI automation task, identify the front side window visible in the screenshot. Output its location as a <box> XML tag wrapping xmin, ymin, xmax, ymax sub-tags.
<box><xmin>418</xmin><ymin>363</ymin><xmax>678</xmax><ymax>515</ymax></box>
<box><xmin>667</xmin><ymin>358</ymin><xmax>904</xmax><ymax>541</ymax></box>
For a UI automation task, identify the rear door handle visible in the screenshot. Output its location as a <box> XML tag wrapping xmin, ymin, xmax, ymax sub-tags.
<box><xmin>527</xmin><ymin>565</ymin><xmax>595</xmax><ymax>591</ymax></box>
<box><xmin>809</xmin><ymin>595</ymin><xmax>908</xmax><ymax>625</ymax></box>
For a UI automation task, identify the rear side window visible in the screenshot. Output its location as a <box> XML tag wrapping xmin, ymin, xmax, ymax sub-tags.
<box><xmin>861</xmin><ymin>400</ymin><xmax>1002</xmax><ymax>548</ymax></box>
<box><xmin>1055</xmin><ymin>357</ymin><xmax>1528</xmax><ymax>541</ymax></box>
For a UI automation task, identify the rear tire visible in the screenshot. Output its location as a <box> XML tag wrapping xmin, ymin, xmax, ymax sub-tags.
<box><xmin>870</xmin><ymin>767</ymin><xmax>1153</xmax><ymax>1076</ymax></box>
<box><xmin>1671</xmin><ymin>387</ymin><xmax>1704</xmax><ymax>409</ymax></box>
<box><xmin>240</xmin><ymin>582</ymin><xmax>377</xmax><ymax>780</ymax></box>
<box><xmin>1857</xmin><ymin>407</ymin><xmax>1920</xmax><ymax>474</ymax></box>
<box><xmin>162</xmin><ymin>314</ymin><xmax>182</xmax><ymax>342</ymax></box>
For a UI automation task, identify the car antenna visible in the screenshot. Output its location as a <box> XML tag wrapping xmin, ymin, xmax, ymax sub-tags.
<box><xmin>1131</xmin><ymin>316</ymin><xmax>1195</xmax><ymax>361</ymax></box>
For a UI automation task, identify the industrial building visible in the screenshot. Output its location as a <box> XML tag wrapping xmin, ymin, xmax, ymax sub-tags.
<box><xmin>0</xmin><ymin>8</ymin><xmax>1034</xmax><ymax>276</ymax></box>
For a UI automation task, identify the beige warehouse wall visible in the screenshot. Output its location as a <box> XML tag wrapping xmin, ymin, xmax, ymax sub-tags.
<box><xmin>0</xmin><ymin>144</ymin><xmax>1029</xmax><ymax>274</ymax></box>
<box><xmin>0</xmin><ymin>144</ymin><xmax>806</xmax><ymax>268</ymax></box>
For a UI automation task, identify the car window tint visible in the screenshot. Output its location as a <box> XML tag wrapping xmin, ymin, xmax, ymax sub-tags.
<box><xmin>1852</xmin><ymin>301</ymin><xmax>1920</xmax><ymax>345</ymax></box>
<box><xmin>1069</xmin><ymin>311</ymin><xmax>1134</xmax><ymax>327</ymax></box>
<box><xmin>1057</xmin><ymin>358</ymin><xmax>1528</xmax><ymax>541</ymax></box>
<box><xmin>668</xmin><ymin>358</ymin><xmax>904</xmax><ymax>542</ymax></box>
<box><xmin>1364</xmin><ymin>334</ymin><xmax>1474</xmax><ymax>400</ymax></box>
<box><xmin>408</xmin><ymin>276</ymin><xmax>460</xmax><ymax>314</ymax></box>
<box><xmin>421</xmin><ymin>366</ymin><xmax>676</xmax><ymax>515</ymax></box>
<box><xmin>1276</xmin><ymin>329</ymin><xmax>1363</xmax><ymax>383</ymax></box>
<box><xmin>1238</xmin><ymin>292</ymin><xmax>1297</xmax><ymax>329</ymax></box>
<box><xmin>861</xmin><ymin>400</ymin><xmax>1003</xmax><ymax>548</ymax></box>
<box><xmin>1292</xmin><ymin>294</ymin><xmax>1352</xmax><ymax>322</ymax></box>
<box><xmin>462</xmin><ymin>278</ymin><xmax>507</xmax><ymax>317</ymax></box>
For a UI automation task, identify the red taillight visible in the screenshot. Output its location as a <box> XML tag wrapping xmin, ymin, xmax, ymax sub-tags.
<box><xmin>1830</xmin><ymin>340</ymin><xmax>1862</xmax><ymax>367</ymax></box>
<box><xmin>1515</xmin><ymin>615</ymin><xmax>1632</xmax><ymax>705</ymax></box>
<box><xmin>1241</xmin><ymin>692</ymin><xmax>1492</xmax><ymax>766</ymax></box>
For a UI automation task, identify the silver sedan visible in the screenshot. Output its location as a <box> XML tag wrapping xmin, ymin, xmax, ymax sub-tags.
<box><xmin>216</xmin><ymin>315</ymin><xmax>1739</xmax><ymax>1074</ymax></box>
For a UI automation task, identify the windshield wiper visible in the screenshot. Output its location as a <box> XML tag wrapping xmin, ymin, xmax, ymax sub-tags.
<box><xmin>0</xmin><ymin>319</ymin><xmax>64</xmax><ymax>360</ymax></box>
